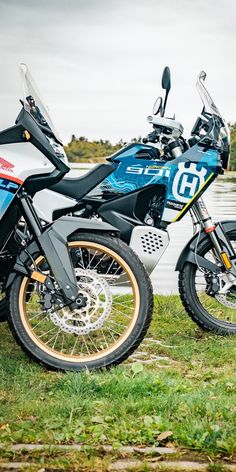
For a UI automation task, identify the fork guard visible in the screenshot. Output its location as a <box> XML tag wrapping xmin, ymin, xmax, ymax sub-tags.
<box><xmin>6</xmin><ymin>215</ymin><xmax>119</xmax><ymax>296</ymax></box>
<box><xmin>175</xmin><ymin>220</ymin><xmax>236</xmax><ymax>272</ymax></box>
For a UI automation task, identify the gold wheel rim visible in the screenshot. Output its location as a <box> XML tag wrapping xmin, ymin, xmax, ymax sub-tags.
<box><xmin>19</xmin><ymin>241</ymin><xmax>140</xmax><ymax>363</ymax></box>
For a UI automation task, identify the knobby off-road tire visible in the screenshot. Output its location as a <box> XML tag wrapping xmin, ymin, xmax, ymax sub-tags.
<box><xmin>0</xmin><ymin>294</ymin><xmax>9</xmax><ymax>323</ymax></box>
<box><xmin>8</xmin><ymin>233</ymin><xmax>153</xmax><ymax>371</ymax></box>
<box><xmin>179</xmin><ymin>230</ymin><xmax>236</xmax><ymax>335</ymax></box>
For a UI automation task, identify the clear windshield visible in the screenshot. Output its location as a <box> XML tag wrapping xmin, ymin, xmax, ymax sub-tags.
<box><xmin>19</xmin><ymin>63</ymin><xmax>61</xmax><ymax>142</ymax></box>
<box><xmin>196</xmin><ymin>70</ymin><xmax>230</xmax><ymax>147</ymax></box>
<box><xmin>196</xmin><ymin>71</ymin><xmax>222</xmax><ymax>117</ymax></box>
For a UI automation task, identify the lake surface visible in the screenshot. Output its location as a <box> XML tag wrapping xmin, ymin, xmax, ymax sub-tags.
<box><xmin>152</xmin><ymin>174</ymin><xmax>236</xmax><ymax>294</ymax></box>
<box><xmin>71</xmin><ymin>168</ymin><xmax>236</xmax><ymax>294</ymax></box>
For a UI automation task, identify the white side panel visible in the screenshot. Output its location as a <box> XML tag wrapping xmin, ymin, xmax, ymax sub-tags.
<box><xmin>33</xmin><ymin>189</ymin><xmax>77</xmax><ymax>222</ymax></box>
<box><xmin>162</xmin><ymin>207</ymin><xmax>179</xmax><ymax>222</ymax></box>
<box><xmin>0</xmin><ymin>142</ymin><xmax>54</xmax><ymax>182</ymax></box>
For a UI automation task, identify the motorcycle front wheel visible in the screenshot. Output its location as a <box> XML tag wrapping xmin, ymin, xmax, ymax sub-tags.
<box><xmin>8</xmin><ymin>233</ymin><xmax>153</xmax><ymax>371</ymax></box>
<box><xmin>179</xmin><ymin>230</ymin><xmax>236</xmax><ymax>335</ymax></box>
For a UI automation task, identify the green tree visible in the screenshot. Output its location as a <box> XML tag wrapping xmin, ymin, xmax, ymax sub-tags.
<box><xmin>229</xmin><ymin>123</ymin><xmax>236</xmax><ymax>170</ymax></box>
<box><xmin>64</xmin><ymin>135</ymin><xmax>138</xmax><ymax>163</ymax></box>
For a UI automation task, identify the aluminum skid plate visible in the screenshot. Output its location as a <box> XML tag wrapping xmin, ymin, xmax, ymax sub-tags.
<box><xmin>129</xmin><ymin>226</ymin><xmax>169</xmax><ymax>274</ymax></box>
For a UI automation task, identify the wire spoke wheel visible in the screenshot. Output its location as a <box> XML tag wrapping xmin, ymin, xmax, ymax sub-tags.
<box><xmin>196</xmin><ymin>268</ymin><xmax>236</xmax><ymax>325</ymax></box>
<box><xmin>9</xmin><ymin>234</ymin><xmax>153</xmax><ymax>370</ymax></box>
<box><xmin>179</xmin><ymin>230</ymin><xmax>236</xmax><ymax>334</ymax></box>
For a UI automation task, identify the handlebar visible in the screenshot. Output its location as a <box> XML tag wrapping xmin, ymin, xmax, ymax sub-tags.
<box><xmin>142</xmin><ymin>130</ymin><xmax>159</xmax><ymax>144</ymax></box>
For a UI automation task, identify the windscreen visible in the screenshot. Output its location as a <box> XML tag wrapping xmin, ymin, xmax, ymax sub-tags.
<box><xmin>196</xmin><ymin>71</ymin><xmax>221</xmax><ymax>117</ymax></box>
<box><xmin>196</xmin><ymin>70</ymin><xmax>230</xmax><ymax>146</ymax></box>
<box><xmin>19</xmin><ymin>63</ymin><xmax>61</xmax><ymax>141</ymax></box>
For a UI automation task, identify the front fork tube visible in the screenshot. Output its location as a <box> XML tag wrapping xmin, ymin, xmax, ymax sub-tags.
<box><xmin>192</xmin><ymin>198</ymin><xmax>236</xmax><ymax>276</ymax></box>
<box><xmin>19</xmin><ymin>192</ymin><xmax>79</xmax><ymax>303</ymax></box>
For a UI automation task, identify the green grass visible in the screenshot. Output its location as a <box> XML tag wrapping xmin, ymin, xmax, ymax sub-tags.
<box><xmin>0</xmin><ymin>295</ymin><xmax>236</xmax><ymax>466</ymax></box>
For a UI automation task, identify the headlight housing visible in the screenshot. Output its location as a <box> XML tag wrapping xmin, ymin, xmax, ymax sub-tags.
<box><xmin>46</xmin><ymin>136</ymin><xmax>69</xmax><ymax>166</ymax></box>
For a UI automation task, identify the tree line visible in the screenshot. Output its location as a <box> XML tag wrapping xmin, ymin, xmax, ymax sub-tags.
<box><xmin>65</xmin><ymin>125</ymin><xmax>236</xmax><ymax>170</ymax></box>
<box><xmin>229</xmin><ymin>123</ymin><xmax>236</xmax><ymax>170</ymax></box>
<box><xmin>65</xmin><ymin>135</ymin><xmax>123</xmax><ymax>163</ymax></box>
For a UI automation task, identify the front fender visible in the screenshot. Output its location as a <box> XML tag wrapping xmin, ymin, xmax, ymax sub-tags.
<box><xmin>175</xmin><ymin>220</ymin><xmax>236</xmax><ymax>271</ymax></box>
<box><xmin>6</xmin><ymin>216</ymin><xmax>119</xmax><ymax>290</ymax></box>
<box><xmin>51</xmin><ymin>215</ymin><xmax>119</xmax><ymax>239</ymax></box>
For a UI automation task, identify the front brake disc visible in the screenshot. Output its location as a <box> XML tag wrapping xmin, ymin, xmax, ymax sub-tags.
<box><xmin>49</xmin><ymin>269</ymin><xmax>113</xmax><ymax>335</ymax></box>
<box><xmin>215</xmin><ymin>291</ymin><xmax>236</xmax><ymax>308</ymax></box>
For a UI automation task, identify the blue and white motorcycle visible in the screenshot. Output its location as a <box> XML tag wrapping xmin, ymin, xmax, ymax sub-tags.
<box><xmin>6</xmin><ymin>65</ymin><xmax>236</xmax><ymax>334</ymax></box>
<box><xmin>0</xmin><ymin>64</ymin><xmax>154</xmax><ymax>371</ymax></box>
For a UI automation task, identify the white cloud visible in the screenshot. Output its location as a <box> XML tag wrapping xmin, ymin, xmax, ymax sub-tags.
<box><xmin>0</xmin><ymin>0</ymin><xmax>235</xmax><ymax>143</ymax></box>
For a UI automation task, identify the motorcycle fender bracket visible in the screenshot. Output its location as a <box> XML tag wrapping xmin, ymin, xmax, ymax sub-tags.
<box><xmin>175</xmin><ymin>220</ymin><xmax>236</xmax><ymax>272</ymax></box>
<box><xmin>177</xmin><ymin>249</ymin><xmax>220</xmax><ymax>273</ymax></box>
<box><xmin>37</xmin><ymin>215</ymin><xmax>120</xmax><ymax>302</ymax></box>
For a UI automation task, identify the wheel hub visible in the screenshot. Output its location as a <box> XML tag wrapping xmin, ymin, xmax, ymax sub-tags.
<box><xmin>206</xmin><ymin>272</ymin><xmax>236</xmax><ymax>308</ymax></box>
<box><xmin>75</xmin><ymin>293</ymin><xmax>88</xmax><ymax>308</ymax></box>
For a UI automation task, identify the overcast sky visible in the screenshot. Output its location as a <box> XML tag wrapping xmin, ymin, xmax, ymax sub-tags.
<box><xmin>0</xmin><ymin>0</ymin><xmax>235</xmax><ymax>143</ymax></box>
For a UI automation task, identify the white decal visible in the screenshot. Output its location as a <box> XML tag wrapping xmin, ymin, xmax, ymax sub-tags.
<box><xmin>172</xmin><ymin>162</ymin><xmax>207</xmax><ymax>203</ymax></box>
<box><xmin>0</xmin><ymin>179</ymin><xmax>18</xmax><ymax>190</ymax></box>
<box><xmin>126</xmin><ymin>166</ymin><xmax>143</xmax><ymax>175</ymax></box>
<box><xmin>126</xmin><ymin>166</ymin><xmax>170</xmax><ymax>177</ymax></box>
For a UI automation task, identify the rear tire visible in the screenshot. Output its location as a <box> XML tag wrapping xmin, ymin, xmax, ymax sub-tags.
<box><xmin>8</xmin><ymin>233</ymin><xmax>153</xmax><ymax>371</ymax></box>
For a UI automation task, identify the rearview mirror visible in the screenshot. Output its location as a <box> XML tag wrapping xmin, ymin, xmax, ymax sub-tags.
<box><xmin>162</xmin><ymin>66</ymin><xmax>171</xmax><ymax>91</ymax></box>
<box><xmin>153</xmin><ymin>96</ymin><xmax>163</xmax><ymax>115</ymax></box>
<box><xmin>160</xmin><ymin>66</ymin><xmax>171</xmax><ymax>117</ymax></box>
<box><xmin>199</xmin><ymin>70</ymin><xmax>207</xmax><ymax>82</ymax></box>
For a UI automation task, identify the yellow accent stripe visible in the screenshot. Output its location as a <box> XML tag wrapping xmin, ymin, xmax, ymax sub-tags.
<box><xmin>172</xmin><ymin>172</ymin><xmax>214</xmax><ymax>222</ymax></box>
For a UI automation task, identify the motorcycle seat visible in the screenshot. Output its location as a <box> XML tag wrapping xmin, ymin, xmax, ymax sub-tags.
<box><xmin>49</xmin><ymin>162</ymin><xmax>114</xmax><ymax>200</ymax></box>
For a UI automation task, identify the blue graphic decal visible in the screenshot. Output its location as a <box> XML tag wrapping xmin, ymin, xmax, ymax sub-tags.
<box><xmin>0</xmin><ymin>177</ymin><xmax>21</xmax><ymax>219</ymax></box>
<box><xmin>89</xmin><ymin>142</ymin><xmax>219</xmax><ymax>222</ymax></box>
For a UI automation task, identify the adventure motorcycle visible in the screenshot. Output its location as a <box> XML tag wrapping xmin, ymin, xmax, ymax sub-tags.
<box><xmin>32</xmin><ymin>66</ymin><xmax>236</xmax><ymax>335</ymax></box>
<box><xmin>0</xmin><ymin>63</ymin><xmax>153</xmax><ymax>371</ymax></box>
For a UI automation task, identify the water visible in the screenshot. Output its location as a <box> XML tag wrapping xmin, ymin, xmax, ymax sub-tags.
<box><xmin>70</xmin><ymin>168</ymin><xmax>236</xmax><ymax>294</ymax></box>
<box><xmin>152</xmin><ymin>174</ymin><xmax>236</xmax><ymax>294</ymax></box>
